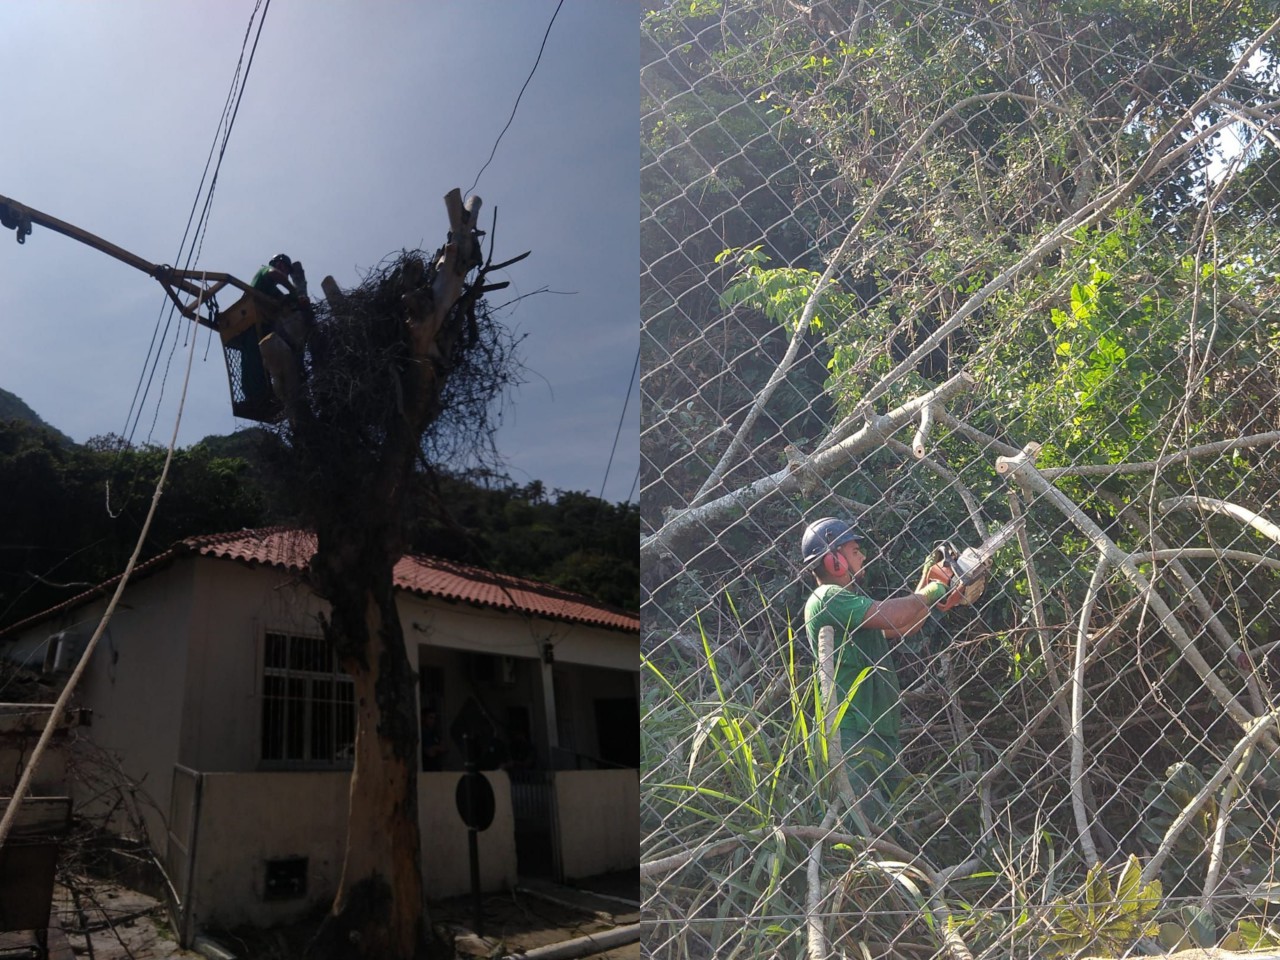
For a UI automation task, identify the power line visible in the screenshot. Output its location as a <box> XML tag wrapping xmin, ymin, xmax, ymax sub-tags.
<box><xmin>597</xmin><ymin>345</ymin><xmax>639</xmax><ymax>504</ymax></box>
<box><xmin>0</xmin><ymin>277</ymin><xmax>210</xmax><ymax>852</ymax></box>
<box><xmin>465</xmin><ymin>0</ymin><xmax>566</xmax><ymax>198</ymax></box>
<box><xmin>121</xmin><ymin>0</ymin><xmax>272</xmax><ymax>446</ymax></box>
<box><xmin>120</xmin><ymin>1</ymin><xmax>258</xmax><ymax>441</ymax></box>
<box><xmin>144</xmin><ymin>0</ymin><xmax>274</xmax><ymax>445</ymax></box>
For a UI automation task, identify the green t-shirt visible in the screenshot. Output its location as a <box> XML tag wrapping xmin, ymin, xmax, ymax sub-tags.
<box><xmin>804</xmin><ymin>584</ymin><xmax>901</xmax><ymax>755</ymax></box>
<box><xmin>252</xmin><ymin>264</ymin><xmax>289</xmax><ymax>298</ymax></box>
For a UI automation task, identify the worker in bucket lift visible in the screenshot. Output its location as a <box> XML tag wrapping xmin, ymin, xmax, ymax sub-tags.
<box><xmin>252</xmin><ymin>253</ymin><xmax>306</xmax><ymax>300</ymax></box>
<box><xmin>801</xmin><ymin>517</ymin><xmax>975</xmax><ymax>834</ymax></box>
<box><xmin>252</xmin><ymin>253</ymin><xmax>312</xmax><ymax>413</ymax></box>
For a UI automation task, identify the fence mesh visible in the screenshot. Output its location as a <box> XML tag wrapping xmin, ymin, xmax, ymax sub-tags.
<box><xmin>640</xmin><ymin>3</ymin><xmax>1280</xmax><ymax>958</ymax></box>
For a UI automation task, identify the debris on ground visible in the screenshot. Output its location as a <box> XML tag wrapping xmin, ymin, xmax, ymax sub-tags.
<box><xmin>53</xmin><ymin>877</ymin><xmax>200</xmax><ymax>958</ymax></box>
<box><xmin>4</xmin><ymin>871</ymin><xmax>640</xmax><ymax>959</ymax></box>
<box><xmin>432</xmin><ymin>881</ymin><xmax>639</xmax><ymax>957</ymax></box>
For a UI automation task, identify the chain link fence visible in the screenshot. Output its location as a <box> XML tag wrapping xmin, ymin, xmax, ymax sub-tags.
<box><xmin>641</xmin><ymin>3</ymin><xmax>1280</xmax><ymax>957</ymax></box>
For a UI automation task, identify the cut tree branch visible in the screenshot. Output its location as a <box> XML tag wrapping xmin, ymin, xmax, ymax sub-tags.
<box><xmin>1142</xmin><ymin>709</ymin><xmax>1280</xmax><ymax>884</ymax></box>
<box><xmin>1158</xmin><ymin>496</ymin><xmax>1280</xmax><ymax>547</ymax></box>
<box><xmin>701</xmin><ymin>90</ymin><xmax>1077</xmax><ymax>485</ymax></box>
<box><xmin>1070</xmin><ymin>554</ymin><xmax>1108</xmax><ymax>866</ymax></box>
<box><xmin>1039</xmin><ymin>430</ymin><xmax>1280</xmax><ymax>479</ymax></box>
<box><xmin>643</xmin><ymin>372</ymin><xmax>976</xmax><ymax>563</ymax></box>
<box><xmin>884</xmin><ymin>438</ymin><xmax>984</xmax><ymax>539</ymax></box>
<box><xmin>1103</xmin><ymin>491</ymin><xmax>1271</xmax><ymax>714</ymax></box>
<box><xmin>996</xmin><ymin>446</ymin><xmax>1278</xmax><ymax>753</ymax></box>
<box><xmin>913</xmin><ymin>403</ymin><xmax>936</xmax><ymax>459</ymax></box>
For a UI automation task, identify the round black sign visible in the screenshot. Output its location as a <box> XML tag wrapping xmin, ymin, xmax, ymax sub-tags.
<box><xmin>455</xmin><ymin>772</ymin><xmax>495</xmax><ymax>831</ymax></box>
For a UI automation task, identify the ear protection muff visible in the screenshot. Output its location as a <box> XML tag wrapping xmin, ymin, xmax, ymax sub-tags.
<box><xmin>823</xmin><ymin>551</ymin><xmax>848</xmax><ymax>578</ymax></box>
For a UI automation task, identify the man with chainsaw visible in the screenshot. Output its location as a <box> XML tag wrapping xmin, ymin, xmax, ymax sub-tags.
<box><xmin>801</xmin><ymin>517</ymin><xmax>986</xmax><ymax>832</ymax></box>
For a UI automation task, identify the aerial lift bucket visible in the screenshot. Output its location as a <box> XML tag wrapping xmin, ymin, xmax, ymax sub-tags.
<box><xmin>215</xmin><ymin>293</ymin><xmax>284</xmax><ymax>424</ymax></box>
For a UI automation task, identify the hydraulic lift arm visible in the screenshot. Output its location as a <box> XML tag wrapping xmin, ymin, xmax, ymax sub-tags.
<box><xmin>0</xmin><ymin>193</ymin><xmax>267</xmax><ymax>329</ymax></box>
<box><xmin>0</xmin><ymin>192</ymin><xmax>291</xmax><ymax>422</ymax></box>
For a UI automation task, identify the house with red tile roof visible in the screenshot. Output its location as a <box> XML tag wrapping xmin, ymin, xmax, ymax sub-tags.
<box><xmin>0</xmin><ymin>528</ymin><xmax>638</xmax><ymax>940</ymax></box>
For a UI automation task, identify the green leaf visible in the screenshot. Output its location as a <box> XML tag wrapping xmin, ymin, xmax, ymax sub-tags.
<box><xmin>1085</xmin><ymin>861</ymin><xmax>1112</xmax><ymax>909</ymax></box>
<box><xmin>1235</xmin><ymin>919</ymin><xmax>1280</xmax><ymax>949</ymax></box>
<box><xmin>1158</xmin><ymin>922</ymin><xmax>1190</xmax><ymax>951</ymax></box>
<box><xmin>1181</xmin><ymin>905</ymin><xmax>1218</xmax><ymax>948</ymax></box>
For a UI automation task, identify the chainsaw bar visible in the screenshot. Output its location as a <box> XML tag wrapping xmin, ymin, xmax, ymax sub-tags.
<box><xmin>944</xmin><ymin>518</ymin><xmax>1025</xmax><ymax>590</ymax></box>
<box><xmin>969</xmin><ymin>518</ymin><xmax>1025</xmax><ymax>565</ymax></box>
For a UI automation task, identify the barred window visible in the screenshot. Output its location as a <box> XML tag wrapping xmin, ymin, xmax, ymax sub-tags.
<box><xmin>261</xmin><ymin>632</ymin><xmax>355</xmax><ymax>766</ymax></box>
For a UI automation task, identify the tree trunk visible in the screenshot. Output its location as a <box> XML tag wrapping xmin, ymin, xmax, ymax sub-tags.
<box><xmin>296</xmin><ymin>189</ymin><xmax>503</xmax><ymax>959</ymax></box>
<box><xmin>308</xmin><ymin>550</ymin><xmax>429</xmax><ymax>959</ymax></box>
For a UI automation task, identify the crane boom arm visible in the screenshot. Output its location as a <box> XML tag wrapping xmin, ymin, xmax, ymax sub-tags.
<box><xmin>0</xmin><ymin>193</ymin><xmax>264</xmax><ymax>328</ymax></box>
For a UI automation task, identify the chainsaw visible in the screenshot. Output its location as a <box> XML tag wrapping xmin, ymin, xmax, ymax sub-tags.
<box><xmin>925</xmin><ymin>519</ymin><xmax>1024</xmax><ymax>605</ymax></box>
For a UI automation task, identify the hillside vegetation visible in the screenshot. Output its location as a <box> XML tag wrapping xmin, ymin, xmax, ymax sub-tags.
<box><xmin>0</xmin><ymin>417</ymin><xmax>638</xmax><ymax>628</ymax></box>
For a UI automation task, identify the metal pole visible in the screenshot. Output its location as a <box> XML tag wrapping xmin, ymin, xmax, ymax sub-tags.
<box><xmin>469</xmin><ymin>827</ymin><xmax>482</xmax><ymax>936</ymax></box>
<box><xmin>462</xmin><ymin>733</ymin><xmax>483</xmax><ymax>935</ymax></box>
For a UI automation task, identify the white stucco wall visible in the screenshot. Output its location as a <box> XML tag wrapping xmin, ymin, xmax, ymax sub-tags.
<box><xmin>183</xmin><ymin>557</ymin><xmax>326</xmax><ymax>773</ymax></box>
<box><xmin>554</xmin><ymin>770</ymin><xmax>639</xmax><ymax>880</ymax></box>
<box><xmin>179</xmin><ymin>559</ymin><xmax>638</xmax><ymax>774</ymax></box>
<box><xmin>419</xmin><ymin>770</ymin><xmax>518</xmax><ymax>898</ymax></box>
<box><xmin>187</xmin><ymin>771</ymin><xmax>346</xmax><ymax>931</ymax></box>
<box><xmin>3</xmin><ymin>566</ymin><xmax>197</xmax><ymax>853</ymax></box>
<box><xmin>400</xmin><ymin>596</ymin><xmax>636</xmax><ymax>671</ymax></box>
<box><xmin>187</xmin><ymin>770</ymin><xmax>516</xmax><ymax>929</ymax></box>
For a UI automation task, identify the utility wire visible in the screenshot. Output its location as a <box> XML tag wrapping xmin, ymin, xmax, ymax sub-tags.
<box><xmin>144</xmin><ymin>0</ymin><xmax>270</xmax><ymax>445</ymax></box>
<box><xmin>119</xmin><ymin>4</ymin><xmax>252</xmax><ymax>441</ymax></box>
<box><xmin>122</xmin><ymin>0</ymin><xmax>272</xmax><ymax>446</ymax></box>
<box><xmin>597</xmin><ymin>345</ymin><xmax>639</xmax><ymax>504</ymax></box>
<box><xmin>31</xmin><ymin>2</ymin><xmax>270</xmax><ymax>735</ymax></box>
<box><xmin>465</xmin><ymin>0</ymin><xmax>565</xmax><ymax>198</ymax></box>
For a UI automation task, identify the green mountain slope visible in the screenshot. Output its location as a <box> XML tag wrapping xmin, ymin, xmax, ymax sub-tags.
<box><xmin>0</xmin><ymin>388</ymin><xmax>73</xmax><ymax>445</ymax></box>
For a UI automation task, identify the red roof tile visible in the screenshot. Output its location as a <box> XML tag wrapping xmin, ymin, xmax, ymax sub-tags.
<box><xmin>1</xmin><ymin>528</ymin><xmax>638</xmax><ymax>637</ymax></box>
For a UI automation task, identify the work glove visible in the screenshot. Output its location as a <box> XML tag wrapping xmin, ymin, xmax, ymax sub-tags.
<box><xmin>918</xmin><ymin>558</ymin><xmax>964</xmax><ymax>612</ymax></box>
<box><xmin>918</xmin><ymin>548</ymin><xmax>988</xmax><ymax>610</ymax></box>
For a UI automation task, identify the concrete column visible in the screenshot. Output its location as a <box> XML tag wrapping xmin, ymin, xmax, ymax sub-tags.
<box><xmin>541</xmin><ymin>646</ymin><xmax>559</xmax><ymax>756</ymax></box>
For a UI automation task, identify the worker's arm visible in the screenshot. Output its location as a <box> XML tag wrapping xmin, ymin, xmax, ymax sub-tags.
<box><xmin>862</xmin><ymin>578</ymin><xmax>953</xmax><ymax>639</ymax></box>
<box><xmin>270</xmin><ymin>269</ymin><xmax>298</xmax><ymax>296</ymax></box>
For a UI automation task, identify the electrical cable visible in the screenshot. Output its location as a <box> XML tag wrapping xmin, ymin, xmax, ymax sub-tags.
<box><xmin>122</xmin><ymin>0</ymin><xmax>272</xmax><ymax>446</ymax></box>
<box><xmin>596</xmin><ymin>345</ymin><xmax>639</xmax><ymax>504</ymax></box>
<box><xmin>120</xmin><ymin>2</ymin><xmax>259</xmax><ymax>443</ymax></box>
<box><xmin>626</xmin><ymin>464</ymin><xmax>639</xmax><ymax>505</ymax></box>
<box><xmin>465</xmin><ymin>0</ymin><xmax>565</xmax><ymax>198</ymax></box>
<box><xmin>144</xmin><ymin>0</ymin><xmax>274</xmax><ymax>444</ymax></box>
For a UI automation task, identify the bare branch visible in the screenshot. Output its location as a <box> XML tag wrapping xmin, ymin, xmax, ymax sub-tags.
<box><xmin>1158</xmin><ymin>496</ymin><xmax>1280</xmax><ymax>547</ymax></box>
<box><xmin>1039</xmin><ymin>430</ymin><xmax>1280</xmax><ymax>479</ymax></box>
<box><xmin>644</xmin><ymin>372</ymin><xmax>976</xmax><ymax>562</ymax></box>
<box><xmin>996</xmin><ymin>446</ymin><xmax>1274</xmax><ymax>749</ymax></box>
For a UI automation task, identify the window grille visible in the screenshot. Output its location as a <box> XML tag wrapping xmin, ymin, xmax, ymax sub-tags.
<box><xmin>260</xmin><ymin>632</ymin><xmax>355</xmax><ymax>766</ymax></box>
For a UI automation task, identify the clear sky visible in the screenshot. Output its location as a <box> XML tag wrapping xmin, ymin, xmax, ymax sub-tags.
<box><xmin>0</xmin><ymin>1</ymin><xmax>638</xmax><ymax>504</ymax></box>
